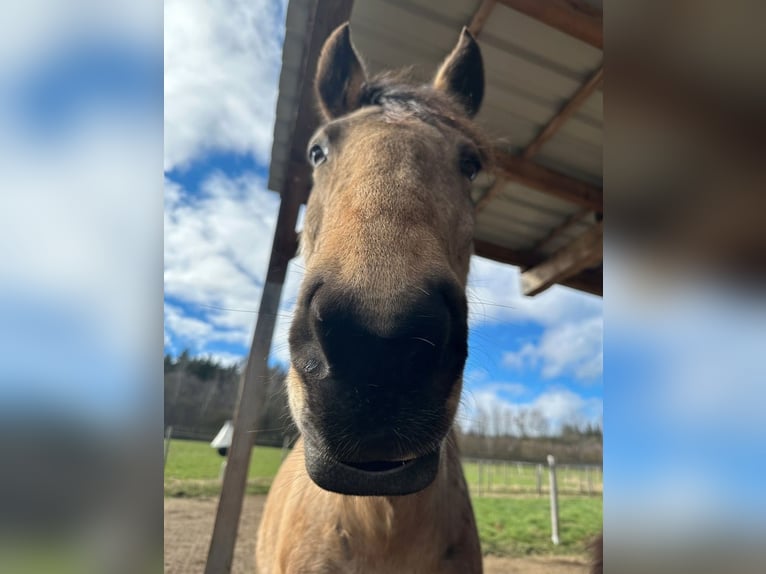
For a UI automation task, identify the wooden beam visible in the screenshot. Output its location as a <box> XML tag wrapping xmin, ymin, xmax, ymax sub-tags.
<box><xmin>204</xmin><ymin>2</ymin><xmax>354</xmax><ymax>572</ymax></box>
<box><xmin>473</xmin><ymin>238</ymin><xmax>602</xmax><ymax>297</ymax></box>
<box><xmin>493</xmin><ymin>151</ymin><xmax>603</xmax><ymax>211</ymax></box>
<box><xmin>497</xmin><ymin>0</ymin><xmax>602</xmax><ymax>49</ymax></box>
<box><xmin>473</xmin><ymin>238</ymin><xmax>541</xmax><ymax>269</ymax></box>
<box><xmin>531</xmin><ymin>208</ymin><xmax>591</xmax><ymax>253</ymax></box>
<box><xmin>561</xmin><ymin>268</ymin><xmax>602</xmax><ymax>296</ymax></box>
<box><xmin>521</xmin><ymin>221</ymin><xmax>603</xmax><ymax>296</ymax></box>
<box><xmin>468</xmin><ymin>0</ymin><xmax>497</xmax><ymax>36</ymax></box>
<box><xmin>523</xmin><ymin>65</ymin><xmax>603</xmax><ymax>159</ymax></box>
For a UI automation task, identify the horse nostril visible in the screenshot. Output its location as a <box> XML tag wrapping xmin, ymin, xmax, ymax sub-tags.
<box><xmin>304</xmin><ymin>357</ymin><xmax>322</xmax><ymax>374</ymax></box>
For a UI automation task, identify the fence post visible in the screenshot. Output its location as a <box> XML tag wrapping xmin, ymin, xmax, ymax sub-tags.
<box><xmin>164</xmin><ymin>425</ymin><xmax>173</xmax><ymax>469</ymax></box>
<box><xmin>536</xmin><ymin>464</ymin><xmax>542</xmax><ymax>496</ymax></box>
<box><xmin>547</xmin><ymin>455</ymin><xmax>560</xmax><ymax>545</ymax></box>
<box><xmin>478</xmin><ymin>460</ymin><xmax>483</xmax><ymax>498</ymax></box>
<box><xmin>488</xmin><ymin>461</ymin><xmax>493</xmax><ymax>493</ymax></box>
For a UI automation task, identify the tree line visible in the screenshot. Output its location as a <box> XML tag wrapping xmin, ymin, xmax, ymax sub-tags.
<box><xmin>456</xmin><ymin>403</ymin><xmax>602</xmax><ymax>464</ymax></box>
<box><xmin>164</xmin><ymin>352</ymin><xmax>601</xmax><ymax>464</ymax></box>
<box><xmin>164</xmin><ymin>351</ymin><xmax>295</xmax><ymax>447</ymax></box>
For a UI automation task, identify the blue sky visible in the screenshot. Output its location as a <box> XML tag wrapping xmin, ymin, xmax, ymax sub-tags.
<box><xmin>162</xmin><ymin>0</ymin><xmax>603</xmax><ymax>434</ymax></box>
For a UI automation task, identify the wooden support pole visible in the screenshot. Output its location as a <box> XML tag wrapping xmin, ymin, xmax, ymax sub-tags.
<box><xmin>204</xmin><ymin>194</ymin><xmax>300</xmax><ymax>574</ymax></box>
<box><xmin>536</xmin><ymin>463</ymin><xmax>543</xmax><ymax>496</ymax></box>
<box><xmin>488</xmin><ymin>460</ymin><xmax>493</xmax><ymax>492</ymax></box>
<box><xmin>163</xmin><ymin>426</ymin><xmax>173</xmax><ymax>469</ymax></box>
<box><xmin>548</xmin><ymin>455</ymin><xmax>560</xmax><ymax>545</ymax></box>
<box><xmin>205</xmin><ymin>2</ymin><xmax>353</xmax><ymax>568</ymax></box>
<box><xmin>523</xmin><ymin>65</ymin><xmax>603</xmax><ymax>160</ymax></box>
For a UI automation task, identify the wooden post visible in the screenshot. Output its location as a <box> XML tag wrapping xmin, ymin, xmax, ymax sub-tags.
<box><xmin>203</xmin><ymin>3</ymin><xmax>356</xmax><ymax>571</ymax></box>
<box><xmin>204</xmin><ymin>193</ymin><xmax>299</xmax><ymax>574</ymax></box>
<box><xmin>163</xmin><ymin>425</ymin><xmax>173</xmax><ymax>469</ymax></box>
<box><xmin>488</xmin><ymin>460</ymin><xmax>493</xmax><ymax>493</ymax></box>
<box><xmin>547</xmin><ymin>455</ymin><xmax>560</xmax><ymax>545</ymax></box>
<box><xmin>536</xmin><ymin>464</ymin><xmax>543</xmax><ymax>496</ymax></box>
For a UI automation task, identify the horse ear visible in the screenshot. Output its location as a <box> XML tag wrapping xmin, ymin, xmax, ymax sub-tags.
<box><xmin>433</xmin><ymin>27</ymin><xmax>484</xmax><ymax>117</ymax></box>
<box><xmin>315</xmin><ymin>23</ymin><xmax>367</xmax><ymax>121</ymax></box>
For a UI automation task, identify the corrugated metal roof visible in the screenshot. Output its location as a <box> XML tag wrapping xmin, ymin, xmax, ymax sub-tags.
<box><xmin>268</xmin><ymin>0</ymin><xmax>602</xmax><ymax>292</ymax></box>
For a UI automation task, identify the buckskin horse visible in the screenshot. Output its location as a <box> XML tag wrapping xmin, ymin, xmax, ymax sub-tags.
<box><xmin>256</xmin><ymin>22</ymin><xmax>489</xmax><ymax>573</ymax></box>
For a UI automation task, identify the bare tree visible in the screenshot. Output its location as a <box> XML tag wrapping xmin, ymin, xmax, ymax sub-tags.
<box><xmin>528</xmin><ymin>408</ymin><xmax>549</xmax><ymax>437</ymax></box>
<box><xmin>514</xmin><ymin>408</ymin><xmax>529</xmax><ymax>437</ymax></box>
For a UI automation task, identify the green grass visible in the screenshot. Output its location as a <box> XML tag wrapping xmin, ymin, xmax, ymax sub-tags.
<box><xmin>163</xmin><ymin>438</ymin><xmax>282</xmax><ymax>497</ymax></box>
<box><xmin>164</xmin><ymin>440</ymin><xmax>602</xmax><ymax>556</ymax></box>
<box><xmin>472</xmin><ymin>496</ymin><xmax>601</xmax><ymax>556</ymax></box>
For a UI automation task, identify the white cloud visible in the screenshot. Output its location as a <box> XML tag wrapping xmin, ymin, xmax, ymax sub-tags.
<box><xmin>501</xmin><ymin>342</ymin><xmax>537</xmax><ymax>369</ymax></box>
<box><xmin>164</xmin><ymin>303</ymin><xmax>213</xmax><ymax>344</ymax></box>
<box><xmin>163</xmin><ymin>171</ymin><xmax>305</xmax><ymax>363</ymax></box>
<box><xmin>532</xmin><ymin>388</ymin><xmax>601</xmax><ymax>426</ymax></box>
<box><xmin>467</xmin><ymin>255</ymin><xmax>603</xmax><ymax>327</ymax></box>
<box><xmin>164</xmin><ymin>0</ymin><xmax>286</xmax><ymax>170</ymax></box>
<box><xmin>502</xmin><ymin>316</ymin><xmax>603</xmax><ymax>383</ymax></box>
<box><xmin>164</xmin><ymin>172</ymin><xmax>274</xmax><ymax>345</ymax></box>
<box><xmin>164</xmin><ymin>172</ymin><xmax>279</xmax><ymax>310</ymax></box>
<box><xmin>482</xmin><ymin>382</ymin><xmax>528</xmax><ymax>397</ymax></box>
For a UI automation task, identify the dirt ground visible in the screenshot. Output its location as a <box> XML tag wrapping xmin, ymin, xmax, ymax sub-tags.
<box><xmin>165</xmin><ymin>496</ymin><xmax>589</xmax><ymax>574</ymax></box>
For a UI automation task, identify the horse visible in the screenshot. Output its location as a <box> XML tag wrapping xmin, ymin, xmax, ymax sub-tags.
<box><xmin>256</xmin><ymin>22</ymin><xmax>489</xmax><ymax>573</ymax></box>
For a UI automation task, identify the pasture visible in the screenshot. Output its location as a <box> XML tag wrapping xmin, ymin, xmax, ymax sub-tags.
<box><xmin>164</xmin><ymin>439</ymin><xmax>602</xmax><ymax>556</ymax></box>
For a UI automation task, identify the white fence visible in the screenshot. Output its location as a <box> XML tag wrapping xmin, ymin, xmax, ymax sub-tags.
<box><xmin>463</xmin><ymin>457</ymin><xmax>602</xmax><ymax>497</ymax></box>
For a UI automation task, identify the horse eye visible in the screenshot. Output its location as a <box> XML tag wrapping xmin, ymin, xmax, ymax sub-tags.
<box><xmin>308</xmin><ymin>144</ymin><xmax>327</xmax><ymax>167</ymax></box>
<box><xmin>460</xmin><ymin>155</ymin><xmax>481</xmax><ymax>181</ymax></box>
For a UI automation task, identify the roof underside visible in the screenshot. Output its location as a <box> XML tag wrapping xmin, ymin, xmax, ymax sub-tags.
<box><xmin>268</xmin><ymin>0</ymin><xmax>603</xmax><ymax>297</ymax></box>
